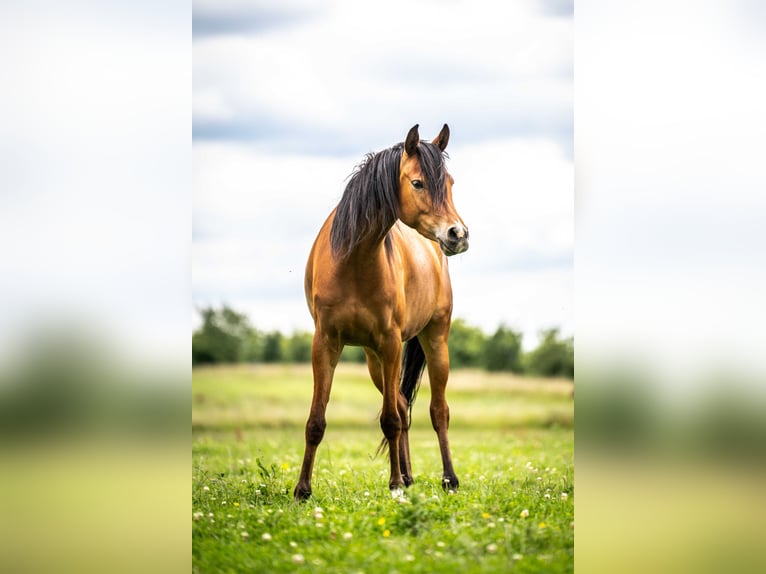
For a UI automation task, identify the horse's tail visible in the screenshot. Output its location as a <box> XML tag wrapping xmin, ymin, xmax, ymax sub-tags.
<box><xmin>400</xmin><ymin>337</ymin><xmax>427</xmax><ymax>423</ymax></box>
<box><xmin>376</xmin><ymin>338</ymin><xmax>427</xmax><ymax>456</ymax></box>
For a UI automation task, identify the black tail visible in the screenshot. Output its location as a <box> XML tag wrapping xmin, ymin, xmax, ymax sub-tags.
<box><xmin>400</xmin><ymin>337</ymin><xmax>427</xmax><ymax>425</ymax></box>
<box><xmin>377</xmin><ymin>338</ymin><xmax>427</xmax><ymax>455</ymax></box>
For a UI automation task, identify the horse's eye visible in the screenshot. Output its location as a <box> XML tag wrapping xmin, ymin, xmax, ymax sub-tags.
<box><xmin>411</xmin><ymin>180</ymin><xmax>424</xmax><ymax>190</ymax></box>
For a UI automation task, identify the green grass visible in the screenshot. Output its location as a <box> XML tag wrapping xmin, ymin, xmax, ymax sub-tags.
<box><xmin>193</xmin><ymin>365</ymin><xmax>574</xmax><ymax>573</ymax></box>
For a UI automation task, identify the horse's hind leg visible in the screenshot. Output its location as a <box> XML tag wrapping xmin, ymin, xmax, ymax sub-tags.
<box><xmin>294</xmin><ymin>328</ymin><xmax>341</xmax><ymax>501</ymax></box>
<box><xmin>419</xmin><ymin>328</ymin><xmax>460</xmax><ymax>491</ymax></box>
<box><xmin>376</xmin><ymin>335</ymin><xmax>407</xmax><ymax>494</ymax></box>
<box><xmin>365</xmin><ymin>349</ymin><xmax>413</xmax><ymax>486</ymax></box>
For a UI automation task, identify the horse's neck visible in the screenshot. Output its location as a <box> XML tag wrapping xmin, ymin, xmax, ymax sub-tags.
<box><xmin>335</xmin><ymin>227</ymin><xmax>398</xmax><ymax>279</ymax></box>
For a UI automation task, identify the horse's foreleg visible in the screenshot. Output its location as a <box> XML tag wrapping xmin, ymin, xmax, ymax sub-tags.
<box><xmin>365</xmin><ymin>349</ymin><xmax>414</xmax><ymax>486</ymax></box>
<box><xmin>294</xmin><ymin>329</ymin><xmax>341</xmax><ymax>501</ymax></box>
<box><xmin>379</xmin><ymin>337</ymin><xmax>405</xmax><ymax>494</ymax></box>
<box><xmin>420</xmin><ymin>332</ymin><xmax>460</xmax><ymax>491</ymax></box>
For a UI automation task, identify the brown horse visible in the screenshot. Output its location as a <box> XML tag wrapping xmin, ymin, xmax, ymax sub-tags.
<box><xmin>294</xmin><ymin>124</ymin><xmax>469</xmax><ymax>500</ymax></box>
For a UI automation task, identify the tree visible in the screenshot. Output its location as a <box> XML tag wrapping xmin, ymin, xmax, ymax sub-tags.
<box><xmin>448</xmin><ymin>319</ymin><xmax>487</xmax><ymax>368</ymax></box>
<box><xmin>192</xmin><ymin>306</ymin><xmax>253</xmax><ymax>365</ymax></box>
<box><xmin>261</xmin><ymin>331</ymin><xmax>284</xmax><ymax>363</ymax></box>
<box><xmin>287</xmin><ymin>332</ymin><xmax>313</xmax><ymax>363</ymax></box>
<box><xmin>483</xmin><ymin>324</ymin><xmax>523</xmax><ymax>373</ymax></box>
<box><xmin>525</xmin><ymin>328</ymin><xmax>573</xmax><ymax>378</ymax></box>
<box><xmin>241</xmin><ymin>329</ymin><xmax>265</xmax><ymax>362</ymax></box>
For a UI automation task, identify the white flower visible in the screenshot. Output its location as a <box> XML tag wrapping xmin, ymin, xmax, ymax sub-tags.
<box><xmin>292</xmin><ymin>554</ymin><xmax>305</xmax><ymax>564</ymax></box>
<box><xmin>544</xmin><ymin>493</ymin><xmax>551</xmax><ymax>499</ymax></box>
<box><xmin>486</xmin><ymin>544</ymin><xmax>498</xmax><ymax>553</ymax></box>
<box><xmin>436</xmin><ymin>541</ymin><xmax>445</xmax><ymax>548</ymax></box>
<box><xmin>202</xmin><ymin>486</ymin><xmax>210</xmax><ymax>492</ymax></box>
<box><xmin>241</xmin><ymin>531</ymin><xmax>249</xmax><ymax>539</ymax></box>
<box><xmin>289</xmin><ymin>541</ymin><xmax>298</xmax><ymax>548</ymax></box>
<box><xmin>193</xmin><ymin>512</ymin><xmax>203</xmax><ymax>521</ymax></box>
<box><xmin>520</xmin><ymin>509</ymin><xmax>529</xmax><ymax>518</ymax></box>
<box><xmin>561</xmin><ymin>492</ymin><xmax>568</xmax><ymax>501</ymax></box>
<box><xmin>343</xmin><ymin>532</ymin><xmax>353</xmax><ymax>540</ymax></box>
<box><xmin>405</xmin><ymin>554</ymin><xmax>415</xmax><ymax>561</ymax></box>
<box><xmin>262</xmin><ymin>533</ymin><xmax>272</xmax><ymax>541</ymax></box>
<box><xmin>512</xmin><ymin>553</ymin><xmax>523</xmax><ymax>560</ymax></box>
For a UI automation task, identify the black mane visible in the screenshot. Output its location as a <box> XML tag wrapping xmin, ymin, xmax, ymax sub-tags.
<box><xmin>330</xmin><ymin>140</ymin><xmax>448</xmax><ymax>260</ymax></box>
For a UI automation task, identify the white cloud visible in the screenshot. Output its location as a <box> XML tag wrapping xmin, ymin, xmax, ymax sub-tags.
<box><xmin>193</xmin><ymin>0</ymin><xmax>572</xmax><ymax>151</ymax></box>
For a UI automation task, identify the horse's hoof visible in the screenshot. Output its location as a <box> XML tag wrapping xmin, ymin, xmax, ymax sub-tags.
<box><xmin>390</xmin><ymin>487</ymin><xmax>405</xmax><ymax>499</ymax></box>
<box><xmin>403</xmin><ymin>475</ymin><xmax>414</xmax><ymax>487</ymax></box>
<box><xmin>441</xmin><ymin>476</ymin><xmax>460</xmax><ymax>491</ymax></box>
<box><xmin>293</xmin><ymin>485</ymin><xmax>312</xmax><ymax>502</ymax></box>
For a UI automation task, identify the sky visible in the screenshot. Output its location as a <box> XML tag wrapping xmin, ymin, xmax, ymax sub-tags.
<box><xmin>193</xmin><ymin>0</ymin><xmax>573</xmax><ymax>347</ymax></box>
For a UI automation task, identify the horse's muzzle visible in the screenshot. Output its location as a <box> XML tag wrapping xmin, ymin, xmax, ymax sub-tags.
<box><xmin>440</xmin><ymin>224</ymin><xmax>469</xmax><ymax>256</ymax></box>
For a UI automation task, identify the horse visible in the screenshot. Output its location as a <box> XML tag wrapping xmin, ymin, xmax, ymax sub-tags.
<box><xmin>294</xmin><ymin>124</ymin><xmax>469</xmax><ymax>500</ymax></box>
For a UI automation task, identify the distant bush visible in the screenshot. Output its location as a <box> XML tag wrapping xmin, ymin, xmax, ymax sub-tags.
<box><xmin>287</xmin><ymin>332</ymin><xmax>313</xmax><ymax>363</ymax></box>
<box><xmin>524</xmin><ymin>328</ymin><xmax>574</xmax><ymax>378</ymax></box>
<box><xmin>483</xmin><ymin>324</ymin><xmax>524</xmax><ymax>373</ymax></box>
<box><xmin>192</xmin><ymin>306</ymin><xmax>252</xmax><ymax>365</ymax></box>
<box><xmin>448</xmin><ymin>319</ymin><xmax>487</xmax><ymax>368</ymax></box>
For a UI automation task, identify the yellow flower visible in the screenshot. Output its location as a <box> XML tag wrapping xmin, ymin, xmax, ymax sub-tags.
<box><xmin>233</xmin><ymin>502</ymin><xmax>239</xmax><ymax>507</ymax></box>
<box><xmin>538</xmin><ymin>522</ymin><xmax>547</xmax><ymax>529</ymax></box>
<box><xmin>377</xmin><ymin>517</ymin><xmax>386</xmax><ymax>526</ymax></box>
<box><xmin>281</xmin><ymin>462</ymin><xmax>290</xmax><ymax>470</ymax></box>
<box><xmin>482</xmin><ymin>512</ymin><xmax>490</xmax><ymax>519</ymax></box>
<box><xmin>383</xmin><ymin>529</ymin><xmax>391</xmax><ymax>537</ymax></box>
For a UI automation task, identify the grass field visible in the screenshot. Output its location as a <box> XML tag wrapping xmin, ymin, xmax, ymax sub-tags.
<box><xmin>192</xmin><ymin>365</ymin><xmax>574</xmax><ymax>573</ymax></box>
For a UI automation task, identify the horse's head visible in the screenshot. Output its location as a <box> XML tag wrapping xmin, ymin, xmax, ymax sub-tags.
<box><xmin>398</xmin><ymin>124</ymin><xmax>469</xmax><ymax>256</ymax></box>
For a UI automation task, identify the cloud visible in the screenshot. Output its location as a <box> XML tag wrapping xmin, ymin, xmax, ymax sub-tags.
<box><xmin>193</xmin><ymin>0</ymin><xmax>319</xmax><ymax>38</ymax></box>
<box><xmin>192</xmin><ymin>0</ymin><xmax>572</xmax><ymax>156</ymax></box>
<box><xmin>538</xmin><ymin>0</ymin><xmax>574</xmax><ymax>18</ymax></box>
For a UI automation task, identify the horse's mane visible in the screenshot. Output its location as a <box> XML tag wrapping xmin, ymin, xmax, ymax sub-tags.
<box><xmin>330</xmin><ymin>140</ymin><xmax>448</xmax><ymax>260</ymax></box>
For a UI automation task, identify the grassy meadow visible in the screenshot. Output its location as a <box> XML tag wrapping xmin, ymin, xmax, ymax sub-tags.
<box><xmin>192</xmin><ymin>365</ymin><xmax>574</xmax><ymax>573</ymax></box>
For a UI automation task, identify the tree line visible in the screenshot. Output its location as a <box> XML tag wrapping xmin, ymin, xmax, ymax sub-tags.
<box><xmin>192</xmin><ymin>306</ymin><xmax>573</xmax><ymax>378</ymax></box>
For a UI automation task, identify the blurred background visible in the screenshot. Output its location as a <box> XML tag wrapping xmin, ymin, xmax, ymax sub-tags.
<box><xmin>0</xmin><ymin>1</ymin><xmax>189</xmax><ymax>573</ymax></box>
<box><xmin>2</xmin><ymin>0</ymin><xmax>765</xmax><ymax>573</ymax></box>
<box><xmin>576</xmin><ymin>1</ymin><xmax>766</xmax><ymax>572</ymax></box>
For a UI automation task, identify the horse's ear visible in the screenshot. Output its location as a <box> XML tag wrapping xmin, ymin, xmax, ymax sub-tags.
<box><xmin>405</xmin><ymin>124</ymin><xmax>420</xmax><ymax>156</ymax></box>
<box><xmin>432</xmin><ymin>123</ymin><xmax>450</xmax><ymax>152</ymax></box>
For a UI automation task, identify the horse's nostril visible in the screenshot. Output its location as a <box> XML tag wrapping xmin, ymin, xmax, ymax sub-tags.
<box><xmin>448</xmin><ymin>225</ymin><xmax>466</xmax><ymax>242</ymax></box>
